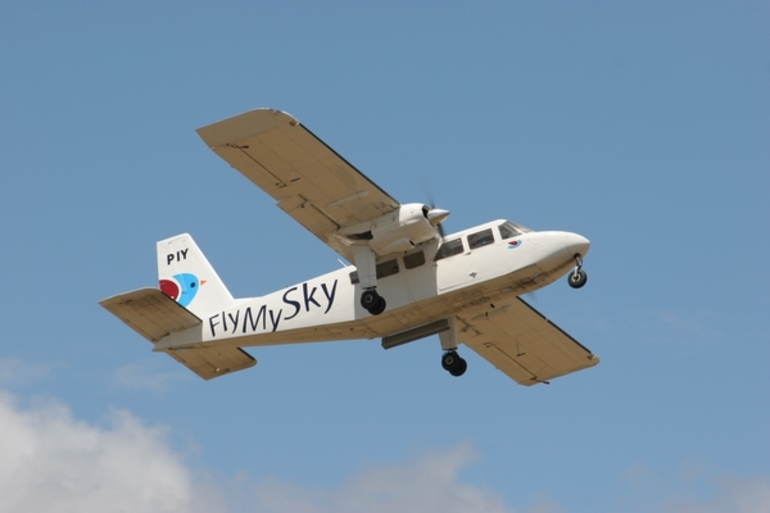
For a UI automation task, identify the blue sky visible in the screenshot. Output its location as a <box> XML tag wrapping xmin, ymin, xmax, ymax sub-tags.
<box><xmin>1</xmin><ymin>1</ymin><xmax>768</xmax><ymax>512</ymax></box>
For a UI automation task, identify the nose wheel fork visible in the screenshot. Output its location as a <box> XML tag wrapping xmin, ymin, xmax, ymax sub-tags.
<box><xmin>567</xmin><ymin>255</ymin><xmax>588</xmax><ymax>289</ymax></box>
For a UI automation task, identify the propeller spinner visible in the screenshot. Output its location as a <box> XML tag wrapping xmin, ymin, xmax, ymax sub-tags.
<box><xmin>424</xmin><ymin>206</ymin><xmax>450</xmax><ymax>239</ymax></box>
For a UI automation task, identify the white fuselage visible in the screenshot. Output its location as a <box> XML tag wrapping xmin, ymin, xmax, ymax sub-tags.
<box><xmin>156</xmin><ymin>220</ymin><xmax>589</xmax><ymax>351</ymax></box>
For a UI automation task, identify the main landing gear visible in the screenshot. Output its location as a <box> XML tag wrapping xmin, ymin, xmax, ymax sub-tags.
<box><xmin>441</xmin><ymin>350</ymin><xmax>467</xmax><ymax>377</ymax></box>
<box><xmin>351</xmin><ymin>245</ymin><xmax>387</xmax><ymax>316</ymax></box>
<box><xmin>437</xmin><ymin>317</ymin><xmax>467</xmax><ymax>377</ymax></box>
<box><xmin>361</xmin><ymin>288</ymin><xmax>386</xmax><ymax>315</ymax></box>
<box><xmin>567</xmin><ymin>254</ymin><xmax>588</xmax><ymax>289</ymax></box>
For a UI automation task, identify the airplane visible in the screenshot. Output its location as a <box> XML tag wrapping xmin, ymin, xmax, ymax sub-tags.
<box><xmin>100</xmin><ymin>108</ymin><xmax>599</xmax><ymax>386</ymax></box>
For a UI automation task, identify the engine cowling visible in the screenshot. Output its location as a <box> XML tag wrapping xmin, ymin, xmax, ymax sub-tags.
<box><xmin>366</xmin><ymin>203</ymin><xmax>447</xmax><ymax>256</ymax></box>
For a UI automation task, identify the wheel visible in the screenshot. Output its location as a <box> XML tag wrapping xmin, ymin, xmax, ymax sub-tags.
<box><xmin>441</xmin><ymin>352</ymin><xmax>467</xmax><ymax>376</ymax></box>
<box><xmin>368</xmin><ymin>295</ymin><xmax>386</xmax><ymax>315</ymax></box>
<box><xmin>567</xmin><ymin>269</ymin><xmax>587</xmax><ymax>289</ymax></box>
<box><xmin>441</xmin><ymin>351</ymin><xmax>459</xmax><ymax>371</ymax></box>
<box><xmin>449</xmin><ymin>358</ymin><xmax>467</xmax><ymax>377</ymax></box>
<box><xmin>360</xmin><ymin>289</ymin><xmax>380</xmax><ymax>309</ymax></box>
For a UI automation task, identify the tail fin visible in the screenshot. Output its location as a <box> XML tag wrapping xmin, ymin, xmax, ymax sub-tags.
<box><xmin>157</xmin><ymin>233</ymin><xmax>234</xmax><ymax>316</ymax></box>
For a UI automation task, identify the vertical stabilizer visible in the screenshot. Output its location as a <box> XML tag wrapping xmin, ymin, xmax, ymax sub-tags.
<box><xmin>157</xmin><ymin>234</ymin><xmax>234</xmax><ymax>316</ymax></box>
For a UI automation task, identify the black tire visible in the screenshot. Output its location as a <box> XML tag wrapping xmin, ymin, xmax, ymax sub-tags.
<box><xmin>368</xmin><ymin>295</ymin><xmax>387</xmax><ymax>315</ymax></box>
<box><xmin>449</xmin><ymin>358</ymin><xmax>467</xmax><ymax>377</ymax></box>
<box><xmin>441</xmin><ymin>351</ymin><xmax>458</xmax><ymax>371</ymax></box>
<box><xmin>567</xmin><ymin>269</ymin><xmax>587</xmax><ymax>289</ymax></box>
<box><xmin>360</xmin><ymin>289</ymin><xmax>380</xmax><ymax>309</ymax></box>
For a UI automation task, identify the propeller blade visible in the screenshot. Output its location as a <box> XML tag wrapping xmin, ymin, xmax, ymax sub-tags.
<box><xmin>420</xmin><ymin>174</ymin><xmax>449</xmax><ymax>239</ymax></box>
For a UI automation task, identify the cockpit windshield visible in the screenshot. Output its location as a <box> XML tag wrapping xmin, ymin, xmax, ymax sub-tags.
<box><xmin>498</xmin><ymin>221</ymin><xmax>532</xmax><ymax>239</ymax></box>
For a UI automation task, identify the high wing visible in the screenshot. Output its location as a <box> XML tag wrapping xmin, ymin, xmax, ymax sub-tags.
<box><xmin>196</xmin><ymin>109</ymin><xmax>400</xmax><ymax>262</ymax></box>
<box><xmin>456</xmin><ymin>297</ymin><xmax>599</xmax><ymax>385</ymax></box>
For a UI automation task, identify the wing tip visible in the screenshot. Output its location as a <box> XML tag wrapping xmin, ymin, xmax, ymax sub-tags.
<box><xmin>196</xmin><ymin>108</ymin><xmax>298</xmax><ymax>148</ymax></box>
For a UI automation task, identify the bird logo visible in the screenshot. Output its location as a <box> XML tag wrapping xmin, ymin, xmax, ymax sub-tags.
<box><xmin>508</xmin><ymin>239</ymin><xmax>523</xmax><ymax>249</ymax></box>
<box><xmin>159</xmin><ymin>273</ymin><xmax>206</xmax><ymax>307</ymax></box>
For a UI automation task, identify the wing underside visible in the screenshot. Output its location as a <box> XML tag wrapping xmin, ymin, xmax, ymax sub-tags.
<box><xmin>456</xmin><ymin>297</ymin><xmax>599</xmax><ymax>385</ymax></box>
<box><xmin>99</xmin><ymin>288</ymin><xmax>202</xmax><ymax>343</ymax></box>
<box><xmin>165</xmin><ymin>345</ymin><xmax>256</xmax><ymax>380</ymax></box>
<box><xmin>196</xmin><ymin>109</ymin><xmax>400</xmax><ymax>262</ymax></box>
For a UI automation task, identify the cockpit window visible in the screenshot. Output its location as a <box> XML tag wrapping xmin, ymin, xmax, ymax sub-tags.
<box><xmin>514</xmin><ymin>222</ymin><xmax>532</xmax><ymax>233</ymax></box>
<box><xmin>498</xmin><ymin>222</ymin><xmax>520</xmax><ymax>239</ymax></box>
<box><xmin>434</xmin><ymin>239</ymin><xmax>464</xmax><ymax>261</ymax></box>
<box><xmin>467</xmin><ymin>228</ymin><xmax>495</xmax><ymax>249</ymax></box>
<box><xmin>499</xmin><ymin>221</ymin><xmax>532</xmax><ymax>239</ymax></box>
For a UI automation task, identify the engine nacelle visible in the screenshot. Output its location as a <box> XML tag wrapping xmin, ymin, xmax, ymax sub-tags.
<box><xmin>340</xmin><ymin>203</ymin><xmax>448</xmax><ymax>257</ymax></box>
<box><xmin>367</xmin><ymin>203</ymin><xmax>441</xmax><ymax>256</ymax></box>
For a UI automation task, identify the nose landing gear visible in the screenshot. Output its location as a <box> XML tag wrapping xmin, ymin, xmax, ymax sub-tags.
<box><xmin>441</xmin><ymin>350</ymin><xmax>467</xmax><ymax>377</ymax></box>
<box><xmin>567</xmin><ymin>255</ymin><xmax>588</xmax><ymax>289</ymax></box>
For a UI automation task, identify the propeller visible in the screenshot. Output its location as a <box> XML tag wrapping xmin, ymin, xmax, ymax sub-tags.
<box><xmin>420</xmin><ymin>175</ymin><xmax>450</xmax><ymax>239</ymax></box>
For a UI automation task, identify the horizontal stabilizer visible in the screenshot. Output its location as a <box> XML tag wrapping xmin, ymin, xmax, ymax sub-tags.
<box><xmin>165</xmin><ymin>346</ymin><xmax>256</xmax><ymax>380</ymax></box>
<box><xmin>99</xmin><ymin>288</ymin><xmax>201</xmax><ymax>343</ymax></box>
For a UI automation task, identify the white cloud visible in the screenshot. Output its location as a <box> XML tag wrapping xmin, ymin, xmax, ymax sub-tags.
<box><xmin>0</xmin><ymin>388</ymin><xmax>523</xmax><ymax>513</ymax></box>
<box><xmin>0</xmin><ymin>358</ymin><xmax>54</xmax><ymax>387</ymax></box>
<box><xmin>236</xmin><ymin>443</ymin><xmax>518</xmax><ymax>513</ymax></box>
<box><xmin>663</xmin><ymin>475</ymin><xmax>770</xmax><ymax>513</ymax></box>
<box><xmin>2</xmin><ymin>383</ymin><xmax>766</xmax><ymax>513</ymax></box>
<box><xmin>619</xmin><ymin>461</ymin><xmax>770</xmax><ymax>513</ymax></box>
<box><xmin>0</xmin><ymin>390</ymin><xmax>222</xmax><ymax>513</ymax></box>
<box><xmin>112</xmin><ymin>360</ymin><xmax>189</xmax><ymax>392</ymax></box>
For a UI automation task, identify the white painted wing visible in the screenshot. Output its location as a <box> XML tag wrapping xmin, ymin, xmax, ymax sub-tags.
<box><xmin>196</xmin><ymin>109</ymin><xmax>400</xmax><ymax>262</ymax></box>
<box><xmin>457</xmin><ymin>298</ymin><xmax>599</xmax><ymax>386</ymax></box>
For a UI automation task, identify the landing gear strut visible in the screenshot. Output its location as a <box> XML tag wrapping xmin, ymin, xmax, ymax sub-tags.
<box><xmin>361</xmin><ymin>288</ymin><xmax>386</xmax><ymax>315</ymax></box>
<box><xmin>441</xmin><ymin>350</ymin><xmax>467</xmax><ymax>377</ymax></box>
<box><xmin>567</xmin><ymin>255</ymin><xmax>588</xmax><ymax>289</ymax></box>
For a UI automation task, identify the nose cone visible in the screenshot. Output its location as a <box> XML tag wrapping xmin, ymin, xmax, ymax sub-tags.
<box><xmin>566</xmin><ymin>233</ymin><xmax>591</xmax><ymax>258</ymax></box>
<box><xmin>427</xmin><ymin>208</ymin><xmax>450</xmax><ymax>227</ymax></box>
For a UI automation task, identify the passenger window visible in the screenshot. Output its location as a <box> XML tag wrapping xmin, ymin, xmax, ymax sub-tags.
<box><xmin>434</xmin><ymin>239</ymin><xmax>464</xmax><ymax>261</ymax></box>
<box><xmin>376</xmin><ymin>259</ymin><xmax>399</xmax><ymax>279</ymax></box>
<box><xmin>349</xmin><ymin>259</ymin><xmax>400</xmax><ymax>284</ymax></box>
<box><xmin>499</xmin><ymin>222</ymin><xmax>521</xmax><ymax>239</ymax></box>
<box><xmin>403</xmin><ymin>251</ymin><xmax>426</xmax><ymax>269</ymax></box>
<box><xmin>467</xmin><ymin>228</ymin><xmax>494</xmax><ymax>249</ymax></box>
